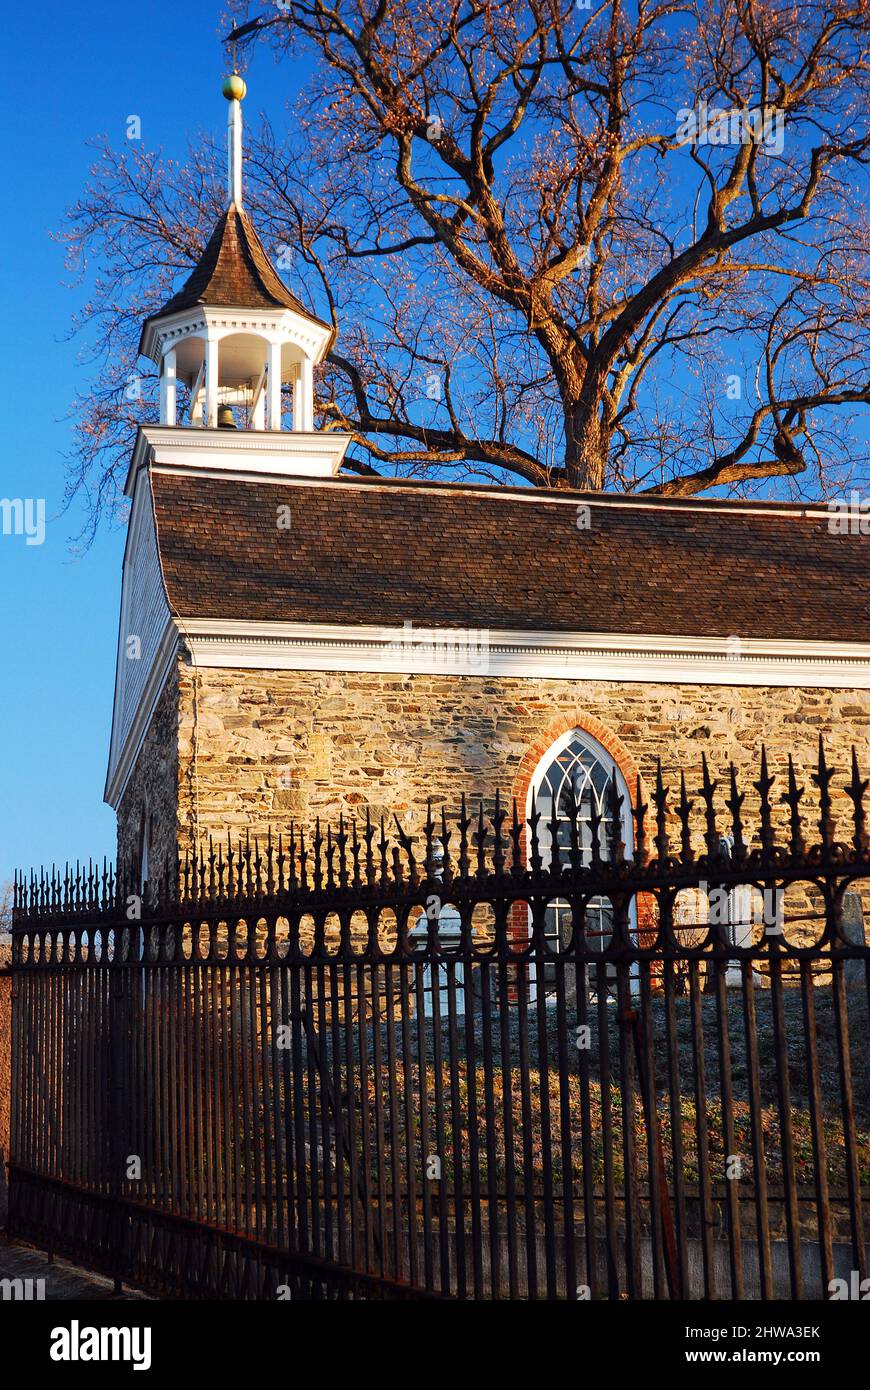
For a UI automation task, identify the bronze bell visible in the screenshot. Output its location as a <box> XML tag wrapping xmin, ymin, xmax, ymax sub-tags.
<box><xmin>217</xmin><ymin>404</ymin><xmax>237</xmax><ymax>429</ymax></box>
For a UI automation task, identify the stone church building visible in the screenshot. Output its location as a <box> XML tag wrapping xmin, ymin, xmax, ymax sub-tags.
<box><xmin>105</xmin><ymin>81</ymin><xmax>870</xmax><ymax>894</ymax></box>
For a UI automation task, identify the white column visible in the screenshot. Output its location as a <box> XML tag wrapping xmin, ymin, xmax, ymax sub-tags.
<box><xmin>204</xmin><ymin>336</ymin><xmax>219</xmax><ymax>429</ymax></box>
<box><xmin>298</xmin><ymin>355</ymin><xmax>314</xmax><ymax>432</ymax></box>
<box><xmin>267</xmin><ymin>341</ymin><xmax>283</xmax><ymax>430</ymax></box>
<box><xmin>189</xmin><ymin>361</ymin><xmax>205</xmax><ymax>425</ymax></box>
<box><xmin>252</xmin><ymin>381</ymin><xmax>266</xmax><ymax>430</ymax></box>
<box><xmin>159</xmin><ymin>348</ymin><xmax>177</xmax><ymax>426</ymax></box>
<box><xmin>228</xmin><ymin>99</ymin><xmax>243</xmax><ymax>206</ymax></box>
<box><xmin>291</xmin><ymin>365</ymin><xmax>302</xmax><ymax>432</ymax></box>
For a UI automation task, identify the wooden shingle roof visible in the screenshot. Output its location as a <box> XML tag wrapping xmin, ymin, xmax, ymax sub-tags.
<box><xmin>147</xmin><ymin>470</ymin><xmax>870</xmax><ymax>643</ymax></box>
<box><xmin>144</xmin><ymin>204</ymin><xmax>331</xmax><ymax>328</ymax></box>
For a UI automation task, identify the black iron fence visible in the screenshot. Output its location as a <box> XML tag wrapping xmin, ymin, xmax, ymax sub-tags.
<box><xmin>7</xmin><ymin>743</ymin><xmax>870</xmax><ymax>1299</ymax></box>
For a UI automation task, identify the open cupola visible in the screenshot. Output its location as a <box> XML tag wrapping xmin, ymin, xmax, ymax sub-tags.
<box><xmin>136</xmin><ymin>75</ymin><xmax>345</xmax><ymax>476</ymax></box>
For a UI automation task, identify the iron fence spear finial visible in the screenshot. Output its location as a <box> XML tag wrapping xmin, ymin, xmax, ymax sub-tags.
<box><xmin>441</xmin><ymin>805</ymin><xmax>453</xmax><ymax>883</ymax></box>
<box><xmin>632</xmin><ymin>774</ymin><xmax>648</xmax><ymax>868</ymax></box>
<box><xmin>726</xmin><ymin>763</ymin><xmax>745</xmax><ymax>860</ymax></box>
<box><xmin>845</xmin><ymin>745</ymin><xmax>869</xmax><ymax>856</ymax></box>
<box><xmin>677</xmin><ymin>771</ymin><xmax>694</xmax><ymax>865</ymax></box>
<box><xmin>698</xmin><ymin>752</ymin><xmax>718</xmax><ymax>858</ymax></box>
<box><xmin>782</xmin><ymin>755</ymin><xmax>805</xmax><ymax>856</ymax></box>
<box><xmin>653</xmin><ymin>759</ymin><xmax>669</xmax><ymax>863</ymax></box>
<box><xmin>812</xmin><ymin>735</ymin><xmax>836</xmax><ymax>854</ymax></box>
<box><xmin>493</xmin><ymin>789</ymin><xmax>507</xmax><ymax>877</ymax></box>
<box><xmin>527</xmin><ymin>788</ymin><xmax>542</xmax><ymax>874</ymax></box>
<box><xmin>753</xmin><ymin>745</ymin><xmax>776</xmax><ymax>861</ymax></box>
<box><xmin>476</xmin><ymin>802</ymin><xmax>489</xmax><ymax>879</ymax></box>
<box><xmin>608</xmin><ymin>766</ymin><xmax>625</xmax><ymax>863</ymax></box>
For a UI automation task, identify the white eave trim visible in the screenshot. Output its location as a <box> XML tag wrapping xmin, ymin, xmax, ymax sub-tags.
<box><xmin>177</xmin><ymin>618</ymin><xmax>870</xmax><ymax>689</ymax></box>
<box><xmin>141</xmin><ymin>303</ymin><xmax>333</xmax><ymax>366</ymax></box>
<box><xmin>125</xmin><ymin>426</ymin><xmax>351</xmax><ymax>494</ymax></box>
<box><xmin>104</xmin><ymin>617</ymin><xmax>181</xmax><ymax>810</ymax></box>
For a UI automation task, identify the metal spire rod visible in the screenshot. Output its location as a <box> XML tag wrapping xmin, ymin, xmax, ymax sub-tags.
<box><xmin>222</xmin><ymin>73</ymin><xmax>247</xmax><ymax>208</ymax></box>
<box><xmin>220</xmin><ymin>13</ymin><xmax>282</xmax><ymax>207</ymax></box>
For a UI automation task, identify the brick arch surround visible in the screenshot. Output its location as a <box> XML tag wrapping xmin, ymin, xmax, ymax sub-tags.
<box><xmin>509</xmin><ymin>710</ymin><xmax>646</xmax><ymax>825</ymax></box>
<box><xmin>506</xmin><ymin>712</ymin><xmax>655</xmax><ymax>975</ymax></box>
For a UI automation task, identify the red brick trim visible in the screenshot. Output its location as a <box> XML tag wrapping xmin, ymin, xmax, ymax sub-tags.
<box><xmin>509</xmin><ymin>709</ymin><xmax>646</xmax><ymax>824</ymax></box>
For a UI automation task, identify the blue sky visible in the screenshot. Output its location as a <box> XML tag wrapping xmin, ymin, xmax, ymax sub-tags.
<box><xmin>0</xmin><ymin>3</ymin><xmax>299</xmax><ymax>884</ymax></box>
<box><xmin>2</xmin><ymin>4</ymin><xmax>866</xmax><ymax>886</ymax></box>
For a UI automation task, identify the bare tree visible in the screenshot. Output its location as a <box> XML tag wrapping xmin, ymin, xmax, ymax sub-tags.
<box><xmin>61</xmin><ymin>0</ymin><xmax>870</xmax><ymax>525</ymax></box>
<box><xmin>0</xmin><ymin>882</ymin><xmax>12</xmax><ymax>940</ymax></box>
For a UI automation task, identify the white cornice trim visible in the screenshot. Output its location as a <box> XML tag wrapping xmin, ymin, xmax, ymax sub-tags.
<box><xmin>141</xmin><ymin>304</ymin><xmax>332</xmax><ymax>365</ymax></box>
<box><xmin>126</xmin><ymin>425</ymin><xmax>352</xmax><ymax>494</ymax></box>
<box><xmin>177</xmin><ymin>618</ymin><xmax>870</xmax><ymax>689</ymax></box>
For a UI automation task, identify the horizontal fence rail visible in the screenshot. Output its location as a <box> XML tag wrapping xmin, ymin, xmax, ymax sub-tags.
<box><xmin>8</xmin><ymin>742</ymin><xmax>870</xmax><ymax>1299</ymax></box>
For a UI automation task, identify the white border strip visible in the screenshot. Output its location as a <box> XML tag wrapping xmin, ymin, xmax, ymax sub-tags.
<box><xmin>181</xmin><ymin>618</ymin><xmax>870</xmax><ymax>687</ymax></box>
<box><xmin>104</xmin><ymin>618</ymin><xmax>180</xmax><ymax>809</ymax></box>
<box><xmin>147</xmin><ymin>460</ymin><xmax>837</xmax><ymax>518</ymax></box>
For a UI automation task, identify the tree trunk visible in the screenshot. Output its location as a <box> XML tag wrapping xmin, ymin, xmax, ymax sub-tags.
<box><xmin>564</xmin><ymin>395</ymin><xmax>610</xmax><ymax>490</ymax></box>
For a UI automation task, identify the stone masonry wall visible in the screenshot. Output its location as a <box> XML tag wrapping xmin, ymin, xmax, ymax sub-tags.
<box><xmin>116</xmin><ymin>666</ymin><xmax>181</xmax><ymax>883</ymax></box>
<box><xmin>172</xmin><ymin>657</ymin><xmax>869</xmax><ymax>853</ymax></box>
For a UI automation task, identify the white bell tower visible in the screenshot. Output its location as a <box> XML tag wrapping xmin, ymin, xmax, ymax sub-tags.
<box><xmin>134</xmin><ymin>75</ymin><xmax>348</xmax><ymax>481</ymax></box>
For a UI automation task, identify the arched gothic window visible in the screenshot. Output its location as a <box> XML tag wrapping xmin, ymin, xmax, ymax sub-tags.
<box><xmin>527</xmin><ymin>729</ymin><xmax>633</xmax><ymax>986</ymax></box>
<box><xmin>532</xmin><ymin>731</ymin><xmax>623</xmax><ymax>867</ymax></box>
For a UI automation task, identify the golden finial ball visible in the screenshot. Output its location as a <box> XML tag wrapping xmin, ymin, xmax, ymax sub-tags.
<box><xmin>222</xmin><ymin>74</ymin><xmax>247</xmax><ymax>101</ymax></box>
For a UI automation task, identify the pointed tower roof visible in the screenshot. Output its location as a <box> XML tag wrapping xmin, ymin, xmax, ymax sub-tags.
<box><xmin>146</xmin><ymin>203</ymin><xmax>331</xmax><ymax>328</ymax></box>
<box><xmin>139</xmin><ymin>72</ymin><xmax>332</xmax><ymax>355</ymax></box>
